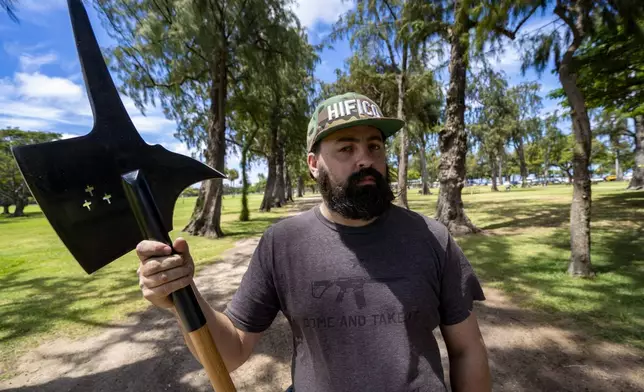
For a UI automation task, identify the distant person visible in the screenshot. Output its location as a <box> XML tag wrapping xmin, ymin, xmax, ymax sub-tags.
<box><xmin>136</xmin><ymin>92</ymin><xmax>491</xmax><ymax>392</ymax></box>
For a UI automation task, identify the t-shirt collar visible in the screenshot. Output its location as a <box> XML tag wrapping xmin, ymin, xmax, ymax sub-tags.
<box><xmin>313</xmin><ymin>203</ymin><xmax>392</xmax><ymax>234</ymax></box>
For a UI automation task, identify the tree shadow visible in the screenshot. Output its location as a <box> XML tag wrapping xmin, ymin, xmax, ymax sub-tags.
<box><xmin>0</xmin><ymin>242</ymin><xmax>293</xmax><ymax>391</ymax></box>
<box><xmin>451</xmin><ymin>300</ymin><xmax>644</xmax><ymax>392</ymax></box>
<box><xmin>0</xmin><ymin>211</ymin><xmax>44</xmax><ymax>223</ymax></box>
<box><xmin>0</xmin><ymin>268</ymin><xmax>141</xmax><ymax>348</ymax></box>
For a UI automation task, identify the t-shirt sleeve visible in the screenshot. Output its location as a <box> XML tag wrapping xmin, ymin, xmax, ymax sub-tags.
<box><xmin>423</xmin><ymin>218</ymin><xmax>485</xmax><ymax>326</ymax></box>
<box><xmin>438</xmin><ymin>233</ymin><xmax>486</xmax><ymax>325</ymax></box>
<box><xmin>223</xmin><ymin>229</ymin><xmax>281</xmax><ymax>333</ymax></box>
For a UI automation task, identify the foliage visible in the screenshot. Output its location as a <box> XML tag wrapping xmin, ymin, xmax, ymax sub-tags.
<box><xmin>0</xmin><ymin>128</ymin><xmax>61</xmax><ymax>216</ymax></box>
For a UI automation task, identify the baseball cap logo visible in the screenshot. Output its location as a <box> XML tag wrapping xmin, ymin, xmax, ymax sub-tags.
<box><xmin>322</xmin><ymin>98</ymin><xmax>382</xmax><ymax>126</ymax></box>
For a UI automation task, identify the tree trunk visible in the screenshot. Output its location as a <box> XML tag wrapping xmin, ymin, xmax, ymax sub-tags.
<box><xmin>297</xmin><ymin>176</ymin><xmax>304</xmax><ymax>197</ymax></box>
<box><xmin>184</xmin><ymin>48</ymin><xmax>226</xmax><ymax>238</ymax></box>
<box><xmin>436</xmin><ymin>1</ymin><xmax>479</xmax><ymax>235</ymax></box>
<box><xmin>560</xmin><ymin>58</ymin><xmax>593</xmax><ymax>277</ymax></box>
<box><xmin>396</xmin><ymin>72</ymin><xmax>409</xmax><ymax>209</ymax></box>
<box><xmin>543</xmin><ymin>144</ymin><xmax>551</xmax><ymax>182</ymax></box>
<box><xmin>497</xmin><ymin>154</ymin><xmax>504</xmax><ymax>185</ymax></box>
<box><xmin>285</xmin><ymin>164</ymin><xmax>294</xmax><ymax>202</ymax></box>
<box><xmin>260</xmin><ymin>107</ymin><xmax>280</xmax><ymax>212</ymax></box>
<box><xmin>239</xmin><ymin>141</ymin><xmax>250</xmax><ymax>221</ymax></box>
<box><xmin>515</xmin><ymin>136</ymin><xmax>528</xmax><ymax>187</ymax></box>
<box><xmin>12</xmin><ymin>198</ymin><xmax>26</xmax><ymax>217</ymax></box>
<box><xmin>2</xmin><ymin>204</ymin><xmax>9</xmax><ymax>215</ymax></box>
<box><xmin>615</xmin><ymin>155</ymin><xmax>622</xmax><ymax>180</ymax></box>
<box><xmin>627</xmin><ymin>116</ymin><xmax>644</xmax><ymax>190</ymax></box>
<box><xmin>490</xmin><ymin>157</ymin><xmax>499</xmax><ymax>191</ymax></box>
<box><xmin>260</xmin><ymin>157</ymin><xmax>276</xmax><ymax>212</ymax></box>
<box><xmin>272</xmin><ymin>137</ymin><xmax>286</xmax><ymax>207</ymax></box>
<box><xmin>419</xmin><ymin>132</ymin><xmax>430</xmax><ymax>195</ymax></box>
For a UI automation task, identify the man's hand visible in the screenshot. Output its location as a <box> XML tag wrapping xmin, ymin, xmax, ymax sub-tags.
<box><xmin>136</xmin><ymin>237</ymin><xmax>194</xmax><ymax>309</ymax></box>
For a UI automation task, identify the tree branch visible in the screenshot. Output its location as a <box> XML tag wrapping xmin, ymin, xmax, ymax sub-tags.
<box><xmin>382</xmin><ymin>0</ymin><xmax>398</xmax><ymax>22</ymax></box>
<box><xmin>373</xmin><ymin>10</ymin><xmax>399</xmax><ymax>70</ymax></box>
<box><xmin>226</xmin><ymin>137</ymin><xmax>265</xmax><ymax>156</ymax></box>
<box><xmin>494</xmin><ymin>3</ymin><xmax>540</xmax><ymax>40</ymax></box>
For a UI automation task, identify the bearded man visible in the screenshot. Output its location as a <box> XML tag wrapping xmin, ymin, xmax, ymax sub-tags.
<box><xmin>135</xmin><ymin>92</ymin><xmax>491</xmax><ymax>392</ymax></box>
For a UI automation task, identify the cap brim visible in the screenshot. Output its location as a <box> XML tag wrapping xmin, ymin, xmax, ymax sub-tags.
<box><xmin>311</xmin><ymin>117</ymin><xmax>405</xmax><ymax>150</ymax></box>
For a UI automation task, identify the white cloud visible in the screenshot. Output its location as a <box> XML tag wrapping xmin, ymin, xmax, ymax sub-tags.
<box><xmin>291</xmin><ymin>0</ymin><xmax>354</xmax><ymax>28</ymax></box>
<box><xmin>130</xmin><ymin>115</ymin><xmax>176</xmax><ymax>134</ymax></box>
<box><xmin>15</xmin><ymin>72</ymin><xmax>84</xmax><ymax>101</ymax></box>
<box><xmin>19</xmin><ymin>0</ymin><xmax>66</xmax><ymax>13</ymax></box>
<box><xmin>60</xmin><ymin>133</ymin><xmax>79</xmax><ymax>140</ymax></box>
<box><xmin>160</xmin><ymin>141</ymin><xmax>197</xmax><ymax>158</ymax></box>
<box><xmin>0</xmin><ymin>117</ymin><xmax>52</xmax><ymax>131</ymax></box>
<box><xmin>19</xmin><ymin>52</ymin><xmax>58</xmax><ymax>72</ymax></box>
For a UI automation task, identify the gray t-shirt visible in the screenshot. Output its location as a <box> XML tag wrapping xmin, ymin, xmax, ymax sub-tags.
<box><xmin>223</xmin><ymin>204</ymin><xmax>485</xmax><ymax>392</ymax></box>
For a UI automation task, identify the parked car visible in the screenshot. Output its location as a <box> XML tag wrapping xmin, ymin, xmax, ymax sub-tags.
<box><xmin>604</xmin><ymin>175</ymin><xmax>617</xmax><ymax>181</ymax></box>
<box><xmin>591</xmin><ymin>176</ymin><xmax>604</xmax><ymax>184</ymax></box>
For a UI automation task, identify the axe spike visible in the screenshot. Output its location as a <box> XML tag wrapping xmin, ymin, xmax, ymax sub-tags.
<box><xmin>67</xmin><ymin>0</ymin><xmax>139</xmax><ymax>137</ymax></box>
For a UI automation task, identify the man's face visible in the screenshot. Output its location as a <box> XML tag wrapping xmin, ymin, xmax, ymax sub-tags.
<box><xmin>308</xmin><ymin>125</ymin><xmax>394</xmax><ymax>220</ymax></box>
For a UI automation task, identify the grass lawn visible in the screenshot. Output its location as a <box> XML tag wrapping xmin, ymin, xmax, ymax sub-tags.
<box><xmin>409</xmin><ymin>181</ymin><xmax>644</xmax><ymax>349</ymax></box>
<box><xmin>0</xmin><ymin>193</ymin><xmax>290</xmax><ymax>373</ymax></box>
<box><xmin>0</xmin><ymin>182</ymin><xmax>642</xmax><ymax>376</ymax></box>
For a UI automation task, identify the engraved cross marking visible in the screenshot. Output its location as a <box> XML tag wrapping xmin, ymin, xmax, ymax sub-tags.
<box><xmin>83</xmin><ymin>200</ymin><xmax>92</xmax><ymax>211</ymax></box>
<box><xmin>103</xmin><ymin>193</ymin><xmax>112</xmax><ymax>204</ymax></box>
<box><xmin>85</xmin><ymin>185</ymin><xmax>94</xmax><ymax>196</ymax></box>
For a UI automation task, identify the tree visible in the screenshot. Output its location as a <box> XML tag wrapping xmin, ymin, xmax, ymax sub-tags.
<box><xmin>96</xmin><ymin>0</ymin><xmax>300</xmax><ymax>238</ymax></box>
<box><xmin>631</xmin><ymin>116</ymin><xmax>644</xmax><ymax>189</ymax></box>
<box><xmin>409</xmin><ymin>0</ymin><xmax>539</xmax><ymax>233</ymax></box>
<box><xmin>505</xmin><ymin>0</ymin><xmax>644</xmax><ymax>276</ymax></box>
<box><xmin>0</xmin><ymin>128</ymin><xmax>61</xmax><ymax>216</ymax></box>
<box><xmin>467</xmin><ymin>68</ymin><xmax>515</xmax><ymax>191</ymax></box>
<box><xmin>227</xmin><ymin>168</ymin><xmax>239</xmax><ymax>188</ymax></box>
<box><xmin>548</xmin><ymin>20</ymin><xmax>644</xmax><ymax>189</ymax></box>
<box><xmin>508</xmin><ymin>82</ymin><xmax>543</xmax><ymax>187</ymax></box>
<box><xmin>1</xmin><ymin>0</ymin><xmax>18</xmax><ymax>22</ymax></box>
<box><xmin>331</xmin><ymin>0</ymin><xmax>422</xmax><ymax>209</ymax></box>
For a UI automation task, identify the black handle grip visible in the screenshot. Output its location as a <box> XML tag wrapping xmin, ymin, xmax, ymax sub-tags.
<box><xmin>121</xmin><ymin>170</ymin><xmax>206</xmax><ymax>332</ymax></box>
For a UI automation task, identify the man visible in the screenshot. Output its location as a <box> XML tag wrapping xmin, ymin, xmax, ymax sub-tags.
<box><xmin>136</xmin><ymin>92</ymin><xmax>491</xmax><ymax>391</ymax></box>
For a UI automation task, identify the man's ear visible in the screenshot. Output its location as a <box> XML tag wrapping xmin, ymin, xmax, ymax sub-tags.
<box><xmin>307</xmin><ymin>152</ymin><xmax>319</xmax><ymax>180</ymax></box>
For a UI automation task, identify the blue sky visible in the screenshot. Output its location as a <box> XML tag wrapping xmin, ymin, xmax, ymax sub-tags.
<box><xmin>0</xmin><ymin>0</ymin><xmax>564</xmax><ymax>184</ymax></box>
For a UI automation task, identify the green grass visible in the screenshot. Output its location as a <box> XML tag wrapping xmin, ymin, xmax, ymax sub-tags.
<box><xmin>0</xmin><ymin>193</ymin><xmax>291</xmax><ymax>374</ymax></box>
<box><xmin>409</xmin><ymin>182</ymin><xmax>644</xmax><ymax>349</ymax></box>
<box><xmin>1</xmin><ymin>182</ymin><xmax>643</xmax><ymax>377</ymax></box>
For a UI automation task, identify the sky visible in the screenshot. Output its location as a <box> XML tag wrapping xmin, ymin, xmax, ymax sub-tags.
<box><xmin>0</xmin><ymin>0</ymin><xmax>564</xmax><ymax>184</ymax></box>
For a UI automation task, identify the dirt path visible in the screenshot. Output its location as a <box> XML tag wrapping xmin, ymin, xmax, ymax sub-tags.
<box><xmin>1</xmin><ymin>200</ymin><xmax>643</xmax><ymax>391</ymax></box>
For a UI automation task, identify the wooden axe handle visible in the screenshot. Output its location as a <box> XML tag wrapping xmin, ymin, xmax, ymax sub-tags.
<box><xmin>122</xmin><ymin>170</ymin><xmax>236</xmax><ymax>392</ymax></box>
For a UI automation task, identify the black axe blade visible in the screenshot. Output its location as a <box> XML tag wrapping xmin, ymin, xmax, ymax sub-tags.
<box><xmin>11</xmin><ymin>0</ymin><xmax>224</xmax><ymax>274</ymax></box>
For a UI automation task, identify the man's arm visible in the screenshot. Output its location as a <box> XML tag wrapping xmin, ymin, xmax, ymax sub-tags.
<box><xmin>172</xmin><ymin>282</ymin><xmax>262</xmax><ymax>373</ymax></box>
<box><xmin>440</xmin><ymin>312</ymin><xmax>491</xmax><ymax>392</ymax></box>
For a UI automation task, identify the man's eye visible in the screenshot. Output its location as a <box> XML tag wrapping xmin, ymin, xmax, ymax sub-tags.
<box><xmin>340</xmin><ymin>146</ymin><xmax>353</xmax><ymax>153</ymax></box>
<box><xmin>370</xmin><ymin>144</ymin><xmax>382</xmax><ymax>151</ymax></box>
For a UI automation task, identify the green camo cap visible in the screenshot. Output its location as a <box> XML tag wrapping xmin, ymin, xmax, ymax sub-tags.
<box><xmin>307</xmin><ymin>92</ymin><xmax>405</xmax><ymax>152</ymax></box>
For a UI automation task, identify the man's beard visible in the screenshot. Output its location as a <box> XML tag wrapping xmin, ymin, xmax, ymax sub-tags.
<box><xmin>317</xmin><ymin>165</ymin><xmax>395</xmax><ymax>221</ymax></box>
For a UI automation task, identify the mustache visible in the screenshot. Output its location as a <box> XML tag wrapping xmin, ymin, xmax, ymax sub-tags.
<box><xmin>346</xmin><ymin>167</ymin><xmax>386</xmax><ymax>186</ymax></box>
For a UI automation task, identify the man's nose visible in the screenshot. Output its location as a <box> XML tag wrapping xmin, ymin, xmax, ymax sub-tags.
<box><xmin>356</xmin><ymin>145</ymin><xmax>374</xmax><ymax>169</ymax></box>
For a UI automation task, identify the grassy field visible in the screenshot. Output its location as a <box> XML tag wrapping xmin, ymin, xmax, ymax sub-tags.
<box><xmin>0</xmin><ymin>193</ymin><xmax>290</xmax><ymax>372</ymax></box>
<box><xmin>409</xmin><ymin>181</ymin><xmax>644</xmax><ymax>349</ymax></box>
<box><xmin>0</xmin><ymin>182</ymin><xmax>642</xmax><ymax>375</ymax></box>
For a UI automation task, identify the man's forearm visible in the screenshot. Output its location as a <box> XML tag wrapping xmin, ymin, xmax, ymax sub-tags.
<box><xmin>449</xmin><ymin>339</ymin><xmax>491</xmax><ymax>392</ymax></box>
<box><xmin>171</xmin><ymin>283</ymin><xmax>247</xmax><ymax>372</ymax></box>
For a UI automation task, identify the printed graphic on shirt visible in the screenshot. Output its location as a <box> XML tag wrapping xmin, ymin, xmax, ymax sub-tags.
<box><xmin>303</xmin><ymin>275</ymin><xmax>419</xmax><ymax>330</ymax></box>
<box><xmin>311</xmin><ymin>276</ymin><xmax>406</xmax><ymax>309</ymax></box>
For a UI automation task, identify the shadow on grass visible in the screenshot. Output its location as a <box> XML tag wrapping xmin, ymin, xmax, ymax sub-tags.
<box><xmin>0</xmin><ymin>239</ymin><xmax>294</xmax><ymax>392</ymax></box>
<box><xmin>0</xmin><ymin>211</ymin><xmax>44</xmax><ymax>223</ymax></box>
<box><xmin>457</xmin><ymin>189</ymin><xmax>644</xmax><ymax>349</ymax></box>
<box><xmin>0</xmin><ymin>268</ymin><xmax>141</xmax><ymax>348</ymax></box>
